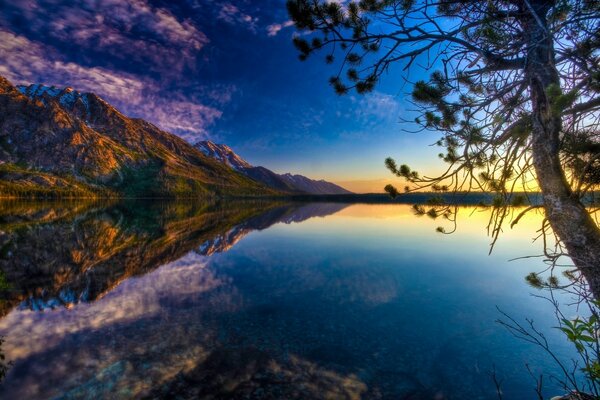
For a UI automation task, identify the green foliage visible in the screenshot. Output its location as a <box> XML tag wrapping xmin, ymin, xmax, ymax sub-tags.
<box><xmin>329</xmin><ymin>76</ymin><xmax>348</xmax><ymax>95</ymax></box>
<box><xmin>293</xmin><ymin>37</ymin><xmax>311</xmax><ymax>60</ymax></box>
<box><xmin>286</xmin><ymin>0</ymin><xmax>600</xmax><ymax>202</ymax></box>
<box><xmin>385</xmin><ymin>158</ymin><xmax>419</xmax><ymax>181</ymax></box>
<box><xmin>491</xmin><ymin>196</ymin><xmax>505</xmax><ymax>207</ymax></box>
<box><xmin>525</xmin><ymin>272</ymin><xmax>543</xmax><ymax>288</ymax></box>
<box><xmin>426</xmin><ymin>208</ymin><xmax>438</xmax><ymax>218</ymax></box>
<box><xmin>558</xmin><ymin>310</ymin><xmax>600</xmax><ymax>386</ymax></box>
<box><xmin>384</xmin><ymin>184</ymin><xmax>399</xmax><ymax>198</ymax></box>
<box><xmin>499</xmin><ymin>292</ymin><xmax>600</xmax><ymax>397</ymax></box>
<box><xmin>355</xmin><ymin>75</ymin><xmax>376</xmax><ymax>94</ymax></box>
<box><xmin>425</xmin><ymin>195</ymin><xmax>445</xmax><ymax>206</ymax></box>
<box><xmin>562</xmin><ymin>131</ymin><xmax>600</xmax><ymax>186</ymax></box>
<box><xmin>546</xmin><ymin>83</ymin><xmax>579</xmax><ymax>118</ymax></box>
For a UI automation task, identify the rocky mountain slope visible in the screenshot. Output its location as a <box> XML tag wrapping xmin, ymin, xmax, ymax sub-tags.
<box><xmin>195</xmin><ymin>140</ymin><xmax>352</xmax><ymax>195</ymax></box>
<box><xmin>0</xmin><ymin>76</ymin><xmax>271</xmax><ymax>198</ymax></box>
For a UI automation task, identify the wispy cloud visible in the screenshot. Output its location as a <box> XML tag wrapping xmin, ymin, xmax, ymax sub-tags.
<box><xmin>144</xmin><ymin>97</ymin><xmax>222</xmax><ymax>140</ymax></box>
<box><xmin>1</xmin><ymin>0</ymin><xmax>209</xmax><ymax>73</ymax></box>
<box><xmin>0</xmin><ymin>30</ymin><xmax>144</xmax><ymax>100</ymax></box>
<box><xmin>266</xmin><ymin>20</ymin><xmax>294</xmax><ymax>37</ymax></box>
<box><xmin>0</xmin><ymin>29</ymin><xmax>222</xmax><ymax>141</ymax></box>
<box><xmin>355</xmin><ymin>92</ymin><xmax>403</xmax><ymax>123</ymax></box>
<box><xmin>217</xmin><ymin>3</ymin><xmax>259</xmax><ymax>31</ymax></box>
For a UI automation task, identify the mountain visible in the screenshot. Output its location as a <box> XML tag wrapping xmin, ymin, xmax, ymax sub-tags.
<box><xmin>195</xmin><ymin>139</ymin><xmax>252</xmax><ymax>170</ymax></box>
<box><xmin>0</xmin><ymin>76</ymin><xmax>271</xmax><ymax>198</ymax></box>
<box><xmin>278</xmin><ymin>173</ymin><xmax>353</xmax><ymax>195</ymax></box>
<box><xmin>195</xmin><ymin>140</ymin><xmax>353</xmax><ymax>195</ymax></box>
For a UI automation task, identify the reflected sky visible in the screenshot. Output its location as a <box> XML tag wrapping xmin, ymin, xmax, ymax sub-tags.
<box><xmin>0</xmin><ymin>202</ymin><xmax>577</xmax><ymax>399</ymax></box>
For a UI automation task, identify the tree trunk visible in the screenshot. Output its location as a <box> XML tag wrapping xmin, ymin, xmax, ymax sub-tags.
<box><xmin>524</xmin><ymin>0</ymin><xmax>600</xmax><ymax>297</ymax></box>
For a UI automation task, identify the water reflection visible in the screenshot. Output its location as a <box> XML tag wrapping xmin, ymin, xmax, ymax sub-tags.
<box><xmin>0</xmin><ymin>201</ymin><xmax>578</xmax><ymax>399</ymax></box>
<box><xmin>0</xmin><ymin>201</ymin><xmax>348</xmax><ymax>315</ymax></box>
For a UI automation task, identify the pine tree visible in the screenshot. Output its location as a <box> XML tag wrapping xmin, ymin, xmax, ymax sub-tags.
<box><xmin>287</xmin><ymin>0</ymin><xmax>600</xmax><ymax>295</ymax></box>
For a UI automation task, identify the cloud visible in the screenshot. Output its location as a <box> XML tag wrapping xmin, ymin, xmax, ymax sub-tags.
<box><xmin>217</xmin><ymin>3</ymin><xmax>259</xmax><ymax>31</ymax></box>
<box><xmin>0</xmin><ymin>29</ymin><xmax>144</xmax><ymax>100</ymax></box>
<box><xmin>334</xmin><ymin>91</ymin><xmax>404</xmax><ymax>129</ymax></box>
<box><xmin>0</xmin><ymin>29</ymin><xmax>223</xmax><ymax>141</ymax></box>
<box><xmin>266</xmin><ymin>20</ymin><xmax>294</xmax><ymax>37</ymax></box>
<box><xmin>1</xmin><ymin>0</ymin><xmax>209</xmax><ymax>73</ymax></box>
<box><xmin>143</xmin><ymin>97</ymin><xmax>222</xmax><ymax>140</ymax></box>
<box><xmin>356</xmin><ymin>92</ymin><xmax>403</xmax><ymax>122</ymax></box>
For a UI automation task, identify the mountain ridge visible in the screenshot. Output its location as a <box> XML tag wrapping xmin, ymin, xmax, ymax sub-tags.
<box><xmin>194</xmin><ymin>140</ymin><xmax>353</xmax><ymax>195</ymax></box>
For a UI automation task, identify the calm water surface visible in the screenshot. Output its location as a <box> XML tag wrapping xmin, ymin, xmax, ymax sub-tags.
<box><xmin>0</xmin><ymin>201</ymin><xmax>577</xmax><ymax>399</ymax></box>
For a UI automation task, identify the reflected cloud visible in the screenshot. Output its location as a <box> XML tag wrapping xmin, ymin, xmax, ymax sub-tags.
<box><xmin>0</xmin><ymin>253</ymin><xmax>223</xmax><ymax>361</ymax></box>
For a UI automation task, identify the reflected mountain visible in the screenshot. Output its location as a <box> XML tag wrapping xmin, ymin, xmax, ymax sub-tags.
<box><xmin>0</xmin><ymin>201</ymin><xmax>349</xmax><ymax>316</ymax></box>
<box><xmin>196</xmin><ymin>203</ymin><xmax>351</xmax><ymax>255</ymax></box>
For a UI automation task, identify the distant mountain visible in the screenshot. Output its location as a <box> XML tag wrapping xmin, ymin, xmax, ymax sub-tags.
<box><xmin>278</xmin><ymin>172</ymin><xmax>353</xmax><ymax>195</ymax></box>
<box><xmin>195</xmin><ymin>140</ymin><xmax>353</xmax><ymax>195</ymax></box>
<box><xmin>195</xmin><ymin>140</ymin><xmax>252</xmax><ymax>170</ymax></box>
<box><xmin>0</xmin><ymin>76</ymin><xmax>271</xmax><ymax>198</ymax></box>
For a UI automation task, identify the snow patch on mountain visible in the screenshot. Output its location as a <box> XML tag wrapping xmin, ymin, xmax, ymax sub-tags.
<box><xmin>17</xmin><ymin>84</ymin><xmax>95</xmax><ymax>120</ymax></box>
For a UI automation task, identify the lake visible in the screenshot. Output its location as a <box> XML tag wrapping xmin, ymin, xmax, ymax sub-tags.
<box><xmin>0</xmin><ymin>201</ymin><xmax>579</xmax><ymax>399</ymax></box>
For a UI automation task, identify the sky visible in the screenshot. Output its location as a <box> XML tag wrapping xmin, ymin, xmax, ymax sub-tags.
<box><xmin>0</xmin><ymin>0</ymin><xmax>445</xmax><ymax>193</ymax></box>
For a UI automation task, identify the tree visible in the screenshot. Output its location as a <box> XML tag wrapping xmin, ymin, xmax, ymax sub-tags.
<box><xmin>287</xmin><ymin>0</ymin><xmax>600</xmax><ymax>295</ymax></box>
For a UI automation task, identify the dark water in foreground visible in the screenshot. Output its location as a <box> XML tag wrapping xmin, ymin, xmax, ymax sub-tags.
<box><xmin>0</xmin><ymin>201</ymin><xmax>577</xmax><ymax>399</ymax></box>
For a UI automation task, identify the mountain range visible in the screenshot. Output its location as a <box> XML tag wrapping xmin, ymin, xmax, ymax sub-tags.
<box><xmin>0</xmin><ymin>76</ymin><xmax>351</xmax><ymax>198</ymax></box>
<box><xmin>195</xmin><ymin>140</ymin><xmax>352</xmax><ymax>195</ymax></box>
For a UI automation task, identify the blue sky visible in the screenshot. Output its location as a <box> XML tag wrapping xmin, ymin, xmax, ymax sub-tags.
<box><xmin>0</xmin><ymin>0</ymin><xmax>443</xmax><ymax>192</ymax></box>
